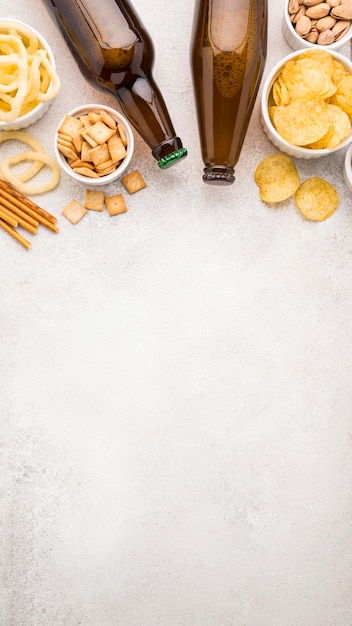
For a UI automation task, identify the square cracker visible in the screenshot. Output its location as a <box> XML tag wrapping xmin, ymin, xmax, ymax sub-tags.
<box><xmin>86</xmin><ymin>120</ymin><xmax>116</xmax><ymax>145</ymax></box>
<box><xmin>58</xmin><ymin>115</ymin><xmax>84</xmax><ymax>137</ymax></box>
<box><xmin>122</xmin><ymin>170</ymin><xmax>147</xmax><ymax>194</ymax></box>
<box><xmin>62</xmin><ymin>199</ymin><xmax>88</xmax><ymax>224</ymax></box>
<box><xmin>107</xmin><ymin>134</ymin><xmax>126</xmax><ymax>163</ymax></box>
<box><xmin>105</xmin><ymin>193</ymin><xmax>128</xmax><ymax>216</ymax></box>
<box><xmin>84</xmin><ymin>189</ymin><xmax>105</xmax><ymax>211</ymax></box>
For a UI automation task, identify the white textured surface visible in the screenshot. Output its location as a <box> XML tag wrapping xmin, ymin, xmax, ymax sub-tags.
<box><xmin>1</xmin><ymin>1</ymin><xmax>352</xmax><ymax>625</ymax></box>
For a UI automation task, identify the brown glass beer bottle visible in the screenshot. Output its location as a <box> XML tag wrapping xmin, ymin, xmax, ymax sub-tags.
<box><xmin>42</xmin><ymin>0</ymin><xmax>187</xmax><ymax>168</ymax></box>
<box><xmin>191</xmin><ymin>0</ymin><xmax>268</xmax><ymax>184</ymax></box>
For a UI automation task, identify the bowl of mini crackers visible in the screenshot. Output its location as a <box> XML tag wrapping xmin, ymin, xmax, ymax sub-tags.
<box><xmin>54</xmin><ymin>103</ymin><xmax>134</xmax><ymax>185</ymax></box>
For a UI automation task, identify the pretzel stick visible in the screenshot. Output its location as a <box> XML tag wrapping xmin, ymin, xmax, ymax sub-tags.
<box><xmin>0</xmin><ymin>207</ymin><xmax>18</xmax><ymax>227</ymax></box>
<box><xmin>0</xmin><ymin>180</ymin><xmax>57</xmax><ymax>224</ymax></box>
<box><xmin>0</xmin><ymin>218</ymin><xmax>31</xmax><ymax>250</ymax></box>
<box><xmin>0</xmin><ymin>189</ymin><xmax>59</xmax><ymax>232</ymax></box>
<box><xmin>0</xmin><ymin>196</ymin><xmax>39</xmax><ymax>226</ymax></box>
<box><xmin>0</xmin><ymin>202</ymin><xmax>37</xmax><ymax>234</ymax></box>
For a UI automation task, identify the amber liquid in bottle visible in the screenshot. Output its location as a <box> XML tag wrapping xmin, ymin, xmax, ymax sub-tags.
<box><xmin>191</xmin><ymin>0</ymin><xmax>267</xmax><ymax>184</ymax></box>
<box><xmin>42</xmin><ymin>0</ymin><xmax>187</xmax><ymax>168</ymax></box>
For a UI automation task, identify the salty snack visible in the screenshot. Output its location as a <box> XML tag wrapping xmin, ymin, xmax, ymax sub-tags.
<box><xmin>270</xmin><ymin>49</ymin><xmax>352</xmax><ymax>149</ymax></box>
<box><xmin>84</xmin><ymin>189</ymin><xmax>105</xmax><ymax>211</ymax></box>
<box><xmin>0</xmin><ymin>179</ymin><xmax>59</xmax><ymax>249</ymax></box>
<box><xmin>295</xmin><ymin>176</ymin><xmax>339</xmax><ymax>221</ymax></box>
<box><xmin>57</xmin><ymin>109</ymin><xmax>128</xmax><ymax>178</ymax></box>
<box><xmin>121</xmin><ymin>170</ymin><xmax>146</xmax><ymax>194</ymax></box>
<box><xmin>288</xmin><ymin>0</ymin><xmax>352</xmax><ymax>46</ymax></box>
<box><xmin>105</xmin><ymin>193</ymin><xmax>128</xmax><ymax>216</ymax></box>
<box><xmin>62</xmin><ymin>199</ymin><xmax>88</xmax><ymax>224</ymax></box>
<box><xmin>254</xmin><ymin>154</ymin><xmax>300</xmax><ymax>203</ymax></box>
<box><xmin>0</xmin><ymin>130</ymin><xmax>60</xmax><ymax>194</ymax></box>
<box><xmin>0</xmin><ymin>19</ymin><xmax>60</xmax><ymax>122</ymax></box>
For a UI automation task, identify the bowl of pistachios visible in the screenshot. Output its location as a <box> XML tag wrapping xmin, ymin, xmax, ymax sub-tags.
<box><xmin>283</xmin><ymin>0</ymin><xmax>352</xmax><ymax>51</ymax></box>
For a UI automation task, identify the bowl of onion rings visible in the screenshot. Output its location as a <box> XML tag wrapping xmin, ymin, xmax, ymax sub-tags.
<box><xmin>0</xmin><ymin>18</ymin><xmax>60</xmax><ymax>130</ymax></box>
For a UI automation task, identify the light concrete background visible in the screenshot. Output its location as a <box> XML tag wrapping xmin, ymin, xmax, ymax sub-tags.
<box><xmin>1</xmin><ymin>0</ymin><xmax>352</xmax><ymax>625</ymax></box>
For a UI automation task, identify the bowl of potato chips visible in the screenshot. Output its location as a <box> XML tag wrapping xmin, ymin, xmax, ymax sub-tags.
<box><xmin>54</xmin><ymin>104</ymin><xmax>134</xmax><ymax>186</ymax></box>
<box><xmin>283</xmin><ymin>0</ymin><xmax>352</xmax><ymax>51</ymax></box>
<box><xmin>0</xmin><ymin>19</ymin><xmax>60</xmax><ymax>130</ymax></box>
<box><xmin>261</xmin><ymin>48</ymin><xmax>352</xmax><ymax>159</ymax></box>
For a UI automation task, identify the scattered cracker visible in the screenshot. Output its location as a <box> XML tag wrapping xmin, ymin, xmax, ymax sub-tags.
<box><xmin>105</xmin><ymin>193</ymin><xmax>128</xmax><ymax>216</ymax></box>
<box><xmin>122</xmin><ymin>170</ymin><xmax>146</xmax><ymax>194</ymax></box>
<box><xmin>62</xmin><ymin>199</ymin><xmax>88</xmax><ymax>224</ymax></box>
<box><xmin>85</xmin><ymin>189</ymin><xmax>105</xmax><ymax>211</ymax></box>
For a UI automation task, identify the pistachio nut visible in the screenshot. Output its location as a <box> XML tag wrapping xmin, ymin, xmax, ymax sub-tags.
<box><xmin>291</xmin><ymin>5</ymin><xmax>307</xmax><ymax>21</ymax></box>
<box><xmin>331</xmin><ymin>4</ymin><xmax>352</xmax><ymax>18</ymax></box>
<box><xmin>296</xmin><ymin>14</ymin><xmax>312</xmax><ymax>34</ymax></box>
<box><xmin>332</xmin><ymin>19</ymin><xmax>351</xmax><ymax>38</ymax></box>
<box><xmin>316</xmin><ymin>14</ymin><xmax>337</xmax><ymax>29</ymax></box>
<box><xmin>304</xmin><ymin>0</ymin><xmax>324</xmax><ymax>5</ymax></box>
<box><xmin>305</xmin><ymin>27</ymin><xmax>320</xmax><ymax>41</ymax></box>
<box><xmin>325</xmin><ymin>0</ymin><xmax>341</xmax><ymax>6</ymax></box>
<box><xmin>288</xmin><ymin>0</ymin><xmax>301</xmax><ymax>13</ymax></box>
<box><xmin>305</xmin><ymin>3</ymin><xmax>331</xmax><ymax>18</ymax></box>
<box><xmin>317</xmin><ymin>28</ymin><xmax>335</xmax><ymax>42</ymax></box>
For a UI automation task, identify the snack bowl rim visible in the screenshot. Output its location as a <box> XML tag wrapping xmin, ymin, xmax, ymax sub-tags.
<box><xmin>282</xmin><ymin>3</ymin><xmax>352</xmax><ymax>52</ymax></box>
<box><xmin>0</xmin><ymin>17</ymin><xmax>57</xmax><ymax>130</ymax></box>
<box><xmin>261</xmin><ymin>47</ymin><xmax>352</xmax><ymax>160</ymax></box>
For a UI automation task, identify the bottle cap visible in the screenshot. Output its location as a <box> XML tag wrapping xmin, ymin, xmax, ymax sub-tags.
<box><xmin>203</xmin><ymin>166</ymin><xmax>235</xmax><ymax>185</ymax></box>
<box><xmin>157</xmin><ymin>147</ymin><xmax>188</xmax><ymax>169</ymax></box>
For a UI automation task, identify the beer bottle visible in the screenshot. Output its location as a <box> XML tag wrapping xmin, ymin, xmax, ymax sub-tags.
<box><xmin>191</xmin><ymin>0</ymin><xmax>268</xmax><ymax>184</ymax></box>
<box><xmin>42</xmin><ymin>0</ymin><xmax>187</xmax><ymax>168</ymax></box>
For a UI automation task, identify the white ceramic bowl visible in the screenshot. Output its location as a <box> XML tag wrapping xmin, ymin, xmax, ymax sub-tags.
<box><xmin>54</xmin><ymin>104</ymin><xmax>134</xmax><ymax>186</ymax></box>
<box><xmin>282</xmin><ymin>2</ymin><xmax>352</xmax><ymax>52</ymax></box>
<box><xmin>343</xmin><ymin>142</ymin><xmax>352</xmax><ymax>192</ymax></box>
<box><xmin>0</xmin><ymin>18</ymin><xmax>59</xmax><ymax>130</ymax></box>
<box><xmin>261</xmin><ymin>48</ymin><xmax>352</xmax><ymax>159</ymax></box>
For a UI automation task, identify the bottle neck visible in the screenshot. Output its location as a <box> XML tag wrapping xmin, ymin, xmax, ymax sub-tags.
<box><xmin>115</xmin><ymin>77</ymin><xmax>187</xmax><ymax>167</ymax></box>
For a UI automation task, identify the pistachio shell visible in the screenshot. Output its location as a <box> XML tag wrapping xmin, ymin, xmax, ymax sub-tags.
<box><xmin>288</xmin><ymin>0</ymin><xmax>301</xmax><ymax>13</ymax></box>
<box><xmin>306</xmin><ymin>3</ymin><xmax>331</xmax><ymax>18</ymax></box>
<box><xmin>326</xmin><ymin>0</ymin><xmax>341</xmax><ymax>6</ymax></box>
<box><xmin>331</xmin><ymin>5</ymin><xmax>352</xmax><ymax>18</ymax></box>
<box><xmin>296</xmin><ymin>14</ymin><xmax>312</xmax><ymax>34</ymax></box>
<box><xmin>332</xmin><ymin>19</ymin><xmax>351</xmax><ymax>38</ymax></box>
<box><xmin>305</xmin><ymin>27</ymin><xmax>320</xmax><ymax>41</ymax></box>
<box><xmin>304</xmin><ymin>0</ymin><xmax>324</xmax><ymax>6</ymax></box>
<box><xmin>317</xmin><ymin>28</ymin><xmax>335</xmax><ymax>42</ymax></box>
<box><xmin>292</xmin><ymin>5</ymin><xmax>307</xmax><ymax>22</ymax></box>
<box><xmin>316</xmin><ymin>15</ymin><xmax>337</xmax><ymax>30</ymax></box>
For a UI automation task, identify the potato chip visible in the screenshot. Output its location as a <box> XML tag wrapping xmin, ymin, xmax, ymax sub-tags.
<box><xmin>323</xmin><ymin>104</ymin><xmax>351</xmax><ymax>148</ymax></box>
<box><xmin>281</xmin><ymin>55</ymin><xmax>336</xmax><ymax>101</ymax></box>
<box><xmin>330</xmin><ymin>74</ymin><xmax>352</xmax><ymax>119</ymax></box>
<box><xmin>295</xmin><ymin>177</ymin><xmax>338</xmax><ymax>221</ymax></box>
<box><xmin>254</xmin><ymin>154</ymin><xmax>300</xmax><ymax>203</ymax></box>
<box><xmin>272</xmin><ymin>98</ymin><xmax>330</xmax><ymax>146</ymax></box>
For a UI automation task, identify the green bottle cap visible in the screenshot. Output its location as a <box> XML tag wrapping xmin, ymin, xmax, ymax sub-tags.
<box><xmin>157</xmin><ymin>147</ymin><xmax>188</xmax><ymax>169</ymax></box>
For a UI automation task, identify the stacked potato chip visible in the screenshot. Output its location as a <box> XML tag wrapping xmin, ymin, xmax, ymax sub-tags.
<box><xmin>270</xmin><ymin>49</ymin><xmax>352</xmax><ymax>149</ymax></box>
